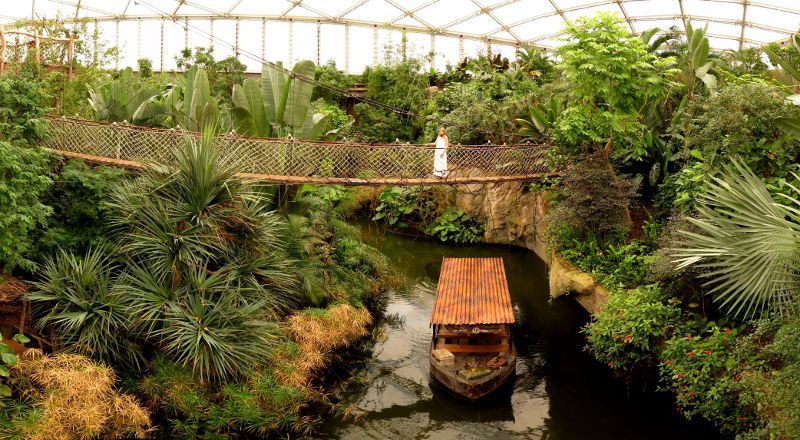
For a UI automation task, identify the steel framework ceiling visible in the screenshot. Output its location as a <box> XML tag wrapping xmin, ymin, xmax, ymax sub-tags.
<box><xmin>0</xmin><ymin>0</ymin><xmax>796</xmax><ymax>71</ymax></box>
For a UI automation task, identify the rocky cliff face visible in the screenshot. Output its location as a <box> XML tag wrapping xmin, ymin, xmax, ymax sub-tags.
<box><xmin>447</xmin><ymin>169</ymin><xmax>604</xmax><ymax>314</ymax></box>
<box><xmin>448</xmin><ymin>169</ymin><xmax>548</xmax><ymax>261</ymax></box>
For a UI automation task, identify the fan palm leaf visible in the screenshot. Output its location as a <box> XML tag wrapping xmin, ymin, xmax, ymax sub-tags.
<box><xmin>672</xmin><ymin>159</ymin><xmax>800</xmax><ymax>318</ymax></box>
<box><xmin>28</xmin><ymin>248</ymin><xmax>143</xmax><ymax>368</ymax></box>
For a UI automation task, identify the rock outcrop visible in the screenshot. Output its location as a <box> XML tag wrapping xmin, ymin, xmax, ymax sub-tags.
<box><xmin>445</xmin><ymin>169</ymin><xmax>606</xmax><ymax>314</ymax></box>
<box><xmin>448</xmin><ymin>168</ymin><xmax>548</xmax><ymax>261</ymax></box>
<box><xmin>548</xmin><ymin>253</ymin><xmax>608</xmax><ymax>313</ymax></box>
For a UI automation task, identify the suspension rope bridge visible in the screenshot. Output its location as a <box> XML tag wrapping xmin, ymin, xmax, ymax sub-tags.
<box><xmin>43</xmin><ymin>116</ymin><xmax>554</xmax><ymax>186</ymax></box>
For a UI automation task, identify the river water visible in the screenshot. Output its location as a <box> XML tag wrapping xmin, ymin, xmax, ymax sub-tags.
<box><xmin>313</xmin><ymin>223</ymin><xmax>722</xmax><ymax>440</ymax></box>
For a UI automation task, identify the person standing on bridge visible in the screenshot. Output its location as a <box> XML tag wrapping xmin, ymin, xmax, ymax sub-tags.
<box><xmin>431</xmin><ymin>127</ymin><xmax>449</xmax><ymax>178</ymax></box>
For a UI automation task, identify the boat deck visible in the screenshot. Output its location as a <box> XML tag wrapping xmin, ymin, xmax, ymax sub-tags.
<box><xmin>433</xmin><ymin>352</ymin><xmax>513</xmax><ymax>375</ymax></box>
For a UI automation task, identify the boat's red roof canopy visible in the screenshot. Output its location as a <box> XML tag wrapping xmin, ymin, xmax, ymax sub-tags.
<box><xmin>430</xmin><ymin>257</ymin><xmax>515</xmax><ymax>325</ymax></box>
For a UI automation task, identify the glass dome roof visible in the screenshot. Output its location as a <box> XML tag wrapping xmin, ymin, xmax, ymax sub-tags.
<box><xmin>1</xmin><ymin>0</ymin><xmax>796</xmax><ymax>72</ymax></box>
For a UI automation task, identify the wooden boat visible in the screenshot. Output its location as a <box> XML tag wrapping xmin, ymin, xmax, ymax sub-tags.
<box><xmin>429</xmin><ymin>257</ymin><xmax>516</xmax><ymax>401</ymax></box>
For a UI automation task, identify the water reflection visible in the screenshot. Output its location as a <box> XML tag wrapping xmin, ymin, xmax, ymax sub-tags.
<box><xmin>313</xmin><ymin>223</ymin><xmax>721</xmax><ymax>440</ymax></box>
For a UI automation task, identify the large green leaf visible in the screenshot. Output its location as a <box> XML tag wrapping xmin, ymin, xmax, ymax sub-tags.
<box><xmin>243</xmin><ymin>78</ymin><xmax>269</xmax><ymax>137</ymax></box>
<box><xmin>283</xmin><ymin>60</ymin><xmax>316</xmax><ymax>131</ymax></box>
<box><xmin>261</xmin><ymin>63</ymin><xmax>286</xmax><ymax>130</ymax></box>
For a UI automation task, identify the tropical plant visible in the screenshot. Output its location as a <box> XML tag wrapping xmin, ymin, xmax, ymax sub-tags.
<box><xmin>638</xmin><ymin>26</ymin><xmax>682</xmax><ymax>55</ymax></box>
<box><xmin>548</xmin><ymin>152</ymin><xmax>635</xmax><ymax>239</ymax></box>
<box><xmin>515</xmin><ymin>45</ymin><xmax>552</xmax><ymax>79</ymax></box>
<box><xmin>0</xmin><ymin>73</ymin><xmax>51</xmax><ymax>144</ymax></box>
<box><xmin>29</xmin><ymin>247</ymin><xmax>142</xmax><ymax>368</ymax></box>
<box><xmin>584</xmin><ymin>285</ymin><xmax>681</xmax><ymax>370</ymax></box>
<box><xmin>232</xmin><ymin>61</ymin><xmax>352</xmax><ymax>140</ymax></box>
<box><xmin>672</xmin><ymin>159</ymin><xmax>800</xmax><ymax>319</ymax></box>
<box><xmin>516</xmin><ymin>97</ymin><xmax>562</xmax><ymax>137</ymax></box>
<box><xmin>168</xmin><ymin>66</ymin><xmax>232</xmax><ymax>132</ymax></box>
<box><xmin>31</xmin><ymin>159</ymin><xmax>125</xmax><ymax>262</ymax></box>
<box><xmin>104</xmin><ymin>125</ymin><xmax>304</xmax><ymax>378</ymax></box>
<box><xmin>423</xmin><ymin>208</ymin><xmax>485</xmax><ymax>244</ymax></box>
<box><xmin>670</xmin><ymin>82</ymin><xmax>800</xmax><ymax>178</ymax></box>
<box><xmin>87</xmin><ymin>67</ymin><xmax>168</xmax><ymax>126</ymax></box>
<box><xmin>0</xmin><ymin>333</ymin><xmax>27</xmax><ymax>397</ymax></box>
<box><xmin>660</xmin><ymin>324</ymin><xmax>752</xmax><ymax>432</ymax></box>
<box><xmin>677</xmin><ymin>22</ymin><xmax>719</xmax><ymax>97</ymax></box>
<box><xmin>175</xmin><ymin>46</ymin><xmax>247</xmax><ymax>101</ymax></box>
<box><xmin>372</xmin><ymin>186</ymin><xmax>418</xmax><ymax>228</ymax></box>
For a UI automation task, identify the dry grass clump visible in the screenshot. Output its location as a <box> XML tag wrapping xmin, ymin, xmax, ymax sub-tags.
<box><xmin>276</xmin><ymin>304</ymin><xmax>372</xmax><ymax>387</ymax></box>
<box><xmin>14</xmin><ymin>353</ymin><xmax>151</xmax><ymax>440</ymax></box>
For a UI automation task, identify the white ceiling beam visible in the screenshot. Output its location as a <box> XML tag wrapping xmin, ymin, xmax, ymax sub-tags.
<box><xmin>296</xmin><ymin>3</ymin><xmax>336</xmax><ymax>21</ymax></box>
<box><xmin>226</xmin><ymin>0</ymin><xmax>243</xmax><ymax>16</ymax></box>
<box><xmin>612</xmin><ymin>0</ymin><xmax>635</xmax><ymax>33</ymax></box>
<box><xmin>484</xmin><ymin>0</ymin><xmax>610</xmax><ymax>36</ymax></box>
<box><xmin>547</xmin><ymin>0</ymin><xmax>569</xmax><ymax>25</ymax></box>
<box><xmin>384</xmin><ymin>0</ymin><xmax>436</xmax><ymax>31</ymax></box>
<box><xmin>180</xmin><ymin>1</ymin><xmax>224</xmax><ymax>16</ymax></box>
<box><xmin>738</xmin><ymin>0</ymin><xmax>748</xmax><ymax>50</ymax></box>
<box><xmin>387</xmin><ymin>0</ymin><xmax>439</xmax><ymax>25</ymax></box>
<box><xmin>336</xmin><ymin>0</ymin><xmax>370</xmax><ymax>20</ymax></box>
<box><xmin>471</xmin><ymin>0</ymin><xmax>522</xmax><ymax>42</ymax></box>
<box><xmin>49</xmin><ymin>0</ymin><xmax>118</xmax><ymax>18</ymax></box>
<box><xmin>439</xmin><ymin>0</ymin><xmax>516</xmax><ymax>33</ymax></box>
<box><xmin>280</xmin><ymin>1</ymin><xmax>301</xmax><ymax>19</ymax></box>
<box><xmin>172</xmin><ymin>0</ymin><xmax>185</xmax><ymax>16</ymax></box>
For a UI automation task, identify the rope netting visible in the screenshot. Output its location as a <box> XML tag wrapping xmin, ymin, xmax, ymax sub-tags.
<box><xmin>43</xmin><ymin>116</ymin><xmax>554</xmax><ymax>185</ymax></box>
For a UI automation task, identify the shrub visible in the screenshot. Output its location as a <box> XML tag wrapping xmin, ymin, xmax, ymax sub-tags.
<box><xmin>31</xmin><ymin>159</ymin><xmax>125</xmax><ymax>263</ymax></box>
<box><xmin>0</xmin><ymin>74</ymin><xmax>50</xmax><ymax>144</ymax></box>
<box><xmin>9</xmin><ymin>353</ymin><xmax>151</xmax><ymax>440</ymax></box>
<box><xmin>672</xmin><ymin>82</ymin><xmax>800</xmax><ymax>178</ymax></box>
<box><xmin>29</xmin><ymin>248</ymin><xmax>142</xmax><ymax>368</ymax></box>
<box><xmin>548</xmin><ymin>152</ymin><xmax>635</xmax><ymax>238</ymax></box>
<box><xmin>0</xmin><ymin>143</ymin><xmax>53</xmax><ymax>272</ymax></box>
<box><xmin>737</xmin><ymin>316</ymin><xmax>800</xmax><ymax>439</ymax></box>
<box><xmin>423</xmin><ymin>207</ymin><xmax>485</xmax><ymax>244</ymax></box>
<box><xmin>659</xmin><ymin>324</ymin><xmax>754</xmax><ymax>432</ymax></box>
<box><xmin>584</xmin><ymin>285</ymin><xmax>681</xmax><ymax>371</ymax></box>
<box><xmin>551</xmin><ymin>226</ymin><xmax>653</xmax><ymax>288</ymax></box>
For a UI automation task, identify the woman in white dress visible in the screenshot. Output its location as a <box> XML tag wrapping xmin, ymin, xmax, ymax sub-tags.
<box><xmin>431</xmin><ymin>127</ymin><xmax>449</xmax><ymax>178</ymax></box>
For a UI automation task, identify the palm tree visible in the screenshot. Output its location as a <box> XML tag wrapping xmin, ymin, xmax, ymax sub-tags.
<box><xmin>104</xmin><ymin>124</ymin><xmax>306</xmax><ymax>378</ymax></box>
<box><xmin>29</xmin><ymin>248</ymin><xmax>143</xmax><ymax>368</ymax></box>
<box><xmin>672</xmin><ymin>159</ymin><xmax>800</xmax><ymax>319</ymax></box>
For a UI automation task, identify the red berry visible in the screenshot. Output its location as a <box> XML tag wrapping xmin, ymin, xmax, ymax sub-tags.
<box><xmin>726</xmin><ymin>328</ymin><xmax>731</xmax><ymax>332</ymax></box>
<box><xmin>688</xmin><ymin>335</ymin><xmax>692</xmax><ymax>339</ymax></box>
<box><xmin>688</xmin><ymin>352</ymin><xmax>693</xmax><ymax>357</ymax></box>
<box><xmin>705</xmin><ymin>350</ymin><xmax>711</xmax><ymax>354</ymax></box>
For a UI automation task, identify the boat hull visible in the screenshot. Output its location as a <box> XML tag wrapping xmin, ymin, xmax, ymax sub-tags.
<box><xmin>429</xmin><ymin>351</ymin><xmax>516</xmax><ymax>401</ymax></box>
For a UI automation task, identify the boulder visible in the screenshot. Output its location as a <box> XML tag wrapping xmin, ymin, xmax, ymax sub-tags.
<box><xmin>547</xmin><ymin>253</ymin><xmax>608</xmax><ymax>314</ymax></box>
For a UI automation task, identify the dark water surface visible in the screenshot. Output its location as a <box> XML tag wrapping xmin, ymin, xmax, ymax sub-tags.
<box><xmin>313</xmin><ymin>223</ymin><xmax>722</xmax><ymax>440</ymax></box>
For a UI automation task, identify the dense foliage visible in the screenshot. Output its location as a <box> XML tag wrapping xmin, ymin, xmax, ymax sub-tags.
<box><xmin>0</xmin><ymin>143</ymin><xmax>53</xmax><ymax>272</ymax></box>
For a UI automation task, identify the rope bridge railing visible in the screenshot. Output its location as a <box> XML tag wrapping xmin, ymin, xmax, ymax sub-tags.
<box><xmin>43</xmin><ymin>116</ymin><xmax>554</xmax><ymax>185</ymax></box>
